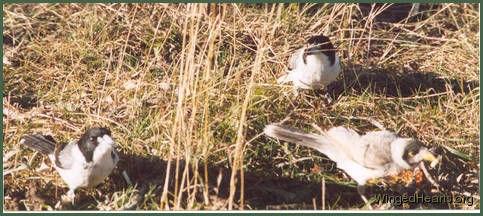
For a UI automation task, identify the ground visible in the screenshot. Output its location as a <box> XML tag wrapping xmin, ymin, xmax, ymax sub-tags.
<box><xmin>2</xmin><ymin>3</ymin><xmax>480</xmax><ymax>210</ymax></box>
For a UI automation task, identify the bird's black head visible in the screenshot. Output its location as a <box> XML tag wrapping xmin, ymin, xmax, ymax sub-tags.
<box><xmin>305</xmin><ymin>35</ymin><xmax>336</xmax><ymax>65</ymax></box>
<box><xmin>402</xmin><ymin>140</ymin><xmax>435</xmax><ymax>165</ymax></box>
<box><xmin>78</xmin><ymin>127</ymin><xmax>111</xmax><ymax>162</ymax></box>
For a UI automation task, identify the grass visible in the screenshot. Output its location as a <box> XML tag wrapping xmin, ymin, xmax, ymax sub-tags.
<box><xmin>3</xmin><ymin>3</ymin><xmax>480</xmax><ymax>210</ymax></box>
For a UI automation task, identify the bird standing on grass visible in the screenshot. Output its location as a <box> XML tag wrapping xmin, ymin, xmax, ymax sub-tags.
<box><xmin>264</xmin><ymin>123</ymin><xmax>437</xmax><ymax>206</ymax></box>
<box><xmin>278</xmin><ymin>35</ymin><xmax>342</xmax><ymax>96</ymax></box>
<box><xmin>20</xmin><ymin>127</ymin><xmax>119</xmax><ymax>204</ymax></box>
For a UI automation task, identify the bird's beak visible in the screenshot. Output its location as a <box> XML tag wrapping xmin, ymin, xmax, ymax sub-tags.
<box><xmin>109</xmin><ymin>140</ymin><xmax>118</xmax><ymax>147</ymax></box>
<box><xmin>109</xmin><ymin>137</ymin><xmax>119</xmax><ymax>147</ymax></box>
<box><xmin>423</xmin><ymin>152</ymin><xmax>437</xmax><ymax>162</ymax></box>
<box><xmin>101</xmin><ymin>135</ymin><xmax>118</xmax><ymax>147</ymax></box>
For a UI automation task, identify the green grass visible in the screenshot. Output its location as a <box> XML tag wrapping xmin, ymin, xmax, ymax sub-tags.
<box><xmin>3</xmin><ymin>3</ymin><xmax>479</xmax><ymax>210</ymax></box>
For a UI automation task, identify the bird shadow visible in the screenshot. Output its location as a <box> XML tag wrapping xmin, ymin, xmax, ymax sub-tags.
<box><xmin>12</xmin><ymin>148</ymin><xmax>473</xmax><ymax>210</ymax></box>
<box><xmin>106</xmin><ymin>150</ymin><xmax>474</xmax><ymax>210</ymax></box>
<box><xmin>421</xmin><ymin>147</ymin><xmax>479</xmax><ymax>208</ymax></box>
<box><xmin>5</xmin><ymin>92</ymin><xmax>38</xmax><ymax>109</ymax></box>
<box><xmin>299</xmin><ymin>3</ymin><xmax>430</xmax><ymax>24</ymax></box>
<box><xmin>101</xmin><ymin>151</ymin><xmax>369</xmax><ymax>210</ymax></box>
<box><xmin>327</xmin><ymin>65</ymin><xmax>479</xmax><ymax>99</ymax></box>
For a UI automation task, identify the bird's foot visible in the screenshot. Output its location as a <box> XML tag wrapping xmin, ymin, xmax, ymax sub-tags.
<box><xmin>325</xmin><ymin>94</ymin><xmax>333</xmax><ymax>104</ymax></box>
<box><xmin>61</xmin><ymin>189</ymin><xmax>76</xmax><ymax>205</ymax></box>
<box><xmin>292</xmin><ymin>87</ymin><xmax>300</xmax><ymax>97</ymax></box>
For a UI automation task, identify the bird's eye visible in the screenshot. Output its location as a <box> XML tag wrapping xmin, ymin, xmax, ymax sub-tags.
<box><xmin>89</xmin><ymin>137</ymin><xmax>95</xmax><ymax>142</ymax></box>
<box><xmin>408</xmin><ymin>151</ymin><xmax>414</xmax><ymax>157</ymax></box>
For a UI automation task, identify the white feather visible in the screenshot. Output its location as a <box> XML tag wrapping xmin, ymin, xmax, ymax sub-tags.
<box><xmin>281</xmin><ymin>44</ymin><xmax>342</xmax><ymax>95</ymax></box>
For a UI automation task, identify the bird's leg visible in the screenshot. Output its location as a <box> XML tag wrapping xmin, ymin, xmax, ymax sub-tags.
<box><xmin>292</xmin><ymin>86</ymin><xmax>299</xmax><ymax>97</ymax></box>
<box><xmin>316</xmin><ymin>87</ymin><xmax>333</xmax><ymax>104</ymax></box>
<box><xmin>325</xmin><ymin>91</ymin><xmax>333</xmax><ymax>104</ymax></box>
<box><xmin>62</xmin><ymin>189</ymin><xmax>76</xmax><ymax>205</ymax></box>
<box><xmin>357</xmin><ymin>185</ymin><xmax>373</xmax><ymax>210</ymax></box>
<box><xmin>71</xmin><ymin>190</ymin><xmax>76</xmax><ymax>205</ymax></box>
<box><xmin>68</xmin><ymin>189</ymin><xmax>76</xmax><ymax>205</ymax></box>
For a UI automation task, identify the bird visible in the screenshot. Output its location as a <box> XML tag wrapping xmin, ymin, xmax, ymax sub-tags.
<box><xmin>264</xmin><ymin>124</ymin><xmax>437</xmax><ymax>206</ymax></box>
<box><xmin>20</xmin><ymin>127</ymin><xmax>120</xmax><ymax>204</ymax></box>
<box><xmin>277</xmin><ymin>35</ymin><xmax>342</xmax><ymax>96</ymax></box>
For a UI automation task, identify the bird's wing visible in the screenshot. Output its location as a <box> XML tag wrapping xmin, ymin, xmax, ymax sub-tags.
<box><xmin>54</xmin><ymin>141</ymin><xmax>76</xmax><ymax>169</ymax></box>
<box><xmin>355</xmin><ymin>130</ymin><xmax>398</xmax><ymax>169</ymax></box>
<box><xmin>20</xmin><ymin>134</ymin><xmax>56</xmax><ymax>155</ymax></box>
<box><xmin>325</xmin><ymin>127</ymin><xmax>361</xmax><ymax>148</ymax></box>
<box><xmin>265</xmin><ymin>124</ymin><xmax>393</xmax><ymax>185</ymax></box>
<box><xmin>323</xmin><ymin>126</ymin><xmax>365</xmax><ymax>163</ymax></box>
<box><xmin>323</xmin><ymin>126</ymin><xmax>396</xmax><ymax>171</ymax></box>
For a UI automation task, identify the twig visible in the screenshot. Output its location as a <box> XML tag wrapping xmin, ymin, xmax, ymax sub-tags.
<box><xmin>86</xmin><ymin>113</ymin><xmax>130</xmax><ymax>133</ymax></box>
<box><xmin>311</xmin><ymin>123</ymin><xmax>325</xmax><ymax>134</ymax></box>
<box><xmin>122</xmin><ymin>171</ymin><xmax>133</xmax><ymax>186</ymax></box>
<box><xmin>373</xmin><ymin>91</ymin><xmax>450</xmax><ymax>101</ymax></box>
<box><xmin>357</xmin><ymin>186</ymin><xmax>373</xmax><ymax>210</ymax></box>
<box><xmin>322</xmin><ymin>176</ymin><xmax>325</xmax><ymax>210</ymax></box>
<box><xmin>275</xmin><ymin>157</ymin><xmax>313</xmax><ymax>168</ymax></box>
<box><xmin>453</xmin><ymin>191</ymin><xmax>480</xmax><ymax>200</ymax></box>
<box><xmin>34</xmin><ymin>113</ymin><xmax>80</xmax><ymax>132</ymax></box>
<box><xmin>348</xmin><ymin>116</ymin><xmax>386</xmax><ymax>130</ymax></box>
<box><xmin>3</xmin><ymin>164</ymin><xmax>28</xmax><ymax>176</ymax></box>
<box><xmin>360</xmin><ymin>194</ymin><xmax>373</xmax><ymax>210</ymax></box>
<box><xmin>3</xmin><ymin>150</ymin><xmax>19</xmax><ymax>166</ymax></box>
<box><xmin>419</xmin><ymin>163</ymin><xmax>440</xmax><ymax>188</ymax></box>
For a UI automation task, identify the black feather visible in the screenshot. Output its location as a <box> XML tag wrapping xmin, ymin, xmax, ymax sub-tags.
<box><xmin>77</xmin><ymin>127</ymin><xmax>111</xmax><ymax>162</ymax></box>
<box><xmin>402</xmin><ymin>140</ymin><xmax>424</xmax><ymax>165</ymax></box>
<box><xmin>20</xmin><ymin>134</ymin><xmax>56</xmax><ymax>155</ymax></box>
<box><xmin>304</xmin><ymin>35</ymin><xmax>336</xmax><ymax>66</ymax></box>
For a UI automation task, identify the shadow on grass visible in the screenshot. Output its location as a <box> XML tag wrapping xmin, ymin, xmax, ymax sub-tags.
<box><xmin>327</xmin><ymin>66</ymin><xmax>479</xmax><ymax>99</ymax></box>
<box><xmin>110</xmin><ymin>151</ymin><xmax>366</xmax><ymax>210</ymax></box>
<box><xmin>6</xmin><ymin>140</ymin><xmax>477</xmax><ymax>210</ymax></box>
<box><xmin>112</xmin><ymin>147</ymin><xmax>479</xmax><ymax>210</ymax></box>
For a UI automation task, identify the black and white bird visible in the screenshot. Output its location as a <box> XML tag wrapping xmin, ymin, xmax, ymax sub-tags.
<box><xmin>264</xmin><ymin>124</ymin><xmax>437</xmax><ymax>204</ymax></box>
<box><xmin>20</xmin><ymin>127</ymin><xmax>119</xmax><ymax>204</ymax></box>
<box><xmin>278</xmin><ymin>35</ymin><xmax>342</xmax><ymax>96</ymax></box>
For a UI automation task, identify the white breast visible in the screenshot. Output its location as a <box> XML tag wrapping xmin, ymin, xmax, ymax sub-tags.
<box><xmin>88</xmin><ymin>135</ymin><xmax>119</xmax><ymax>187</ymax></box>
<box><xmin>51</xmin><ymin>136</ymin><xmax>119</xmax><ymax>190</ymax></box>
<box><xmin>51</xmin><ymin>144</ymin><xmax>93</xmax><ymax>189</ymax></box>
<box><xmin>289</xmin><ymin>51</ymin><xmax>341</xmax><ymax>90</ymax></box>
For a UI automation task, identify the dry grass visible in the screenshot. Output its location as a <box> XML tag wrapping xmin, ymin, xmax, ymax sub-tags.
<box><xmin>3</xmin><ymin>3</ymin><xmax>479</xmax><ymax>210</ymax></box>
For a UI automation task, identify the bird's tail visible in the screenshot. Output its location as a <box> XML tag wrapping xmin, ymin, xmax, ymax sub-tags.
<box><xmin>264</xmin><ymin>124</ymin><xmax>330</xmax><ymax>151</ymax></box>
<box><xmin>20</xmin><ymin>134</ymin><xmax>56</xmax><ymax>155</ymax></box>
